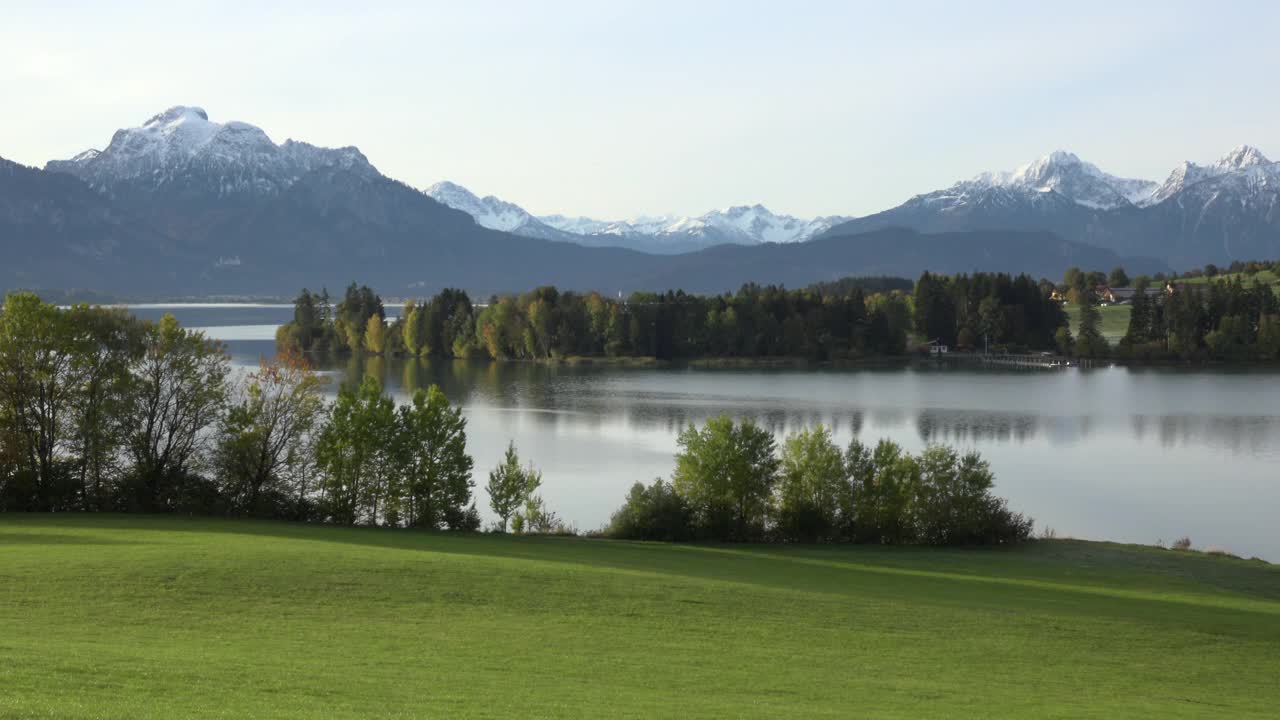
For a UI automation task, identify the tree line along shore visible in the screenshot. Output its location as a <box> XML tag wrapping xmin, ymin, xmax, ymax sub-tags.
<box><xmin>1</xmin><ymin>290</ymin><xmax>1026</xmax><ymax>545</ymax></box>
<box><xmin>277</xmin><ymin>260</ymin><xmax>1280</xmax><ymax>364</ymax></box>
<box><xmin>3</xmin><ymin>258</ymin><xmax>1278</xmax><ymax>539</ymax></box>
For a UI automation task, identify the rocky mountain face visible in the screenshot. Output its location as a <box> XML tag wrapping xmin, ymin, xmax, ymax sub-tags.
<box><xmin>0</xmin><ymin>156</ymin><xmax>195</xmax><ymax>293</ymax></box>
<box><xmin>822</xmin><ymin>146</ymin><xmax>1280</xmax><ymax>268</ymax></box>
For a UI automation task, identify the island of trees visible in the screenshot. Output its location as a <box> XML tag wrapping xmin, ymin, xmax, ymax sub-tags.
<box><xmin>279</xmin><ymin>261</ymin><xmax>1280</xmax><ymax>364</ymax></box>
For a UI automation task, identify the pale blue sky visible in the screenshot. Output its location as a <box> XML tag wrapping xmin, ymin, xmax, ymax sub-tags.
<box><xmin>3</xmin><ymin>1</ymin><xmax>1277</xmax><ymax>218</ymax></box>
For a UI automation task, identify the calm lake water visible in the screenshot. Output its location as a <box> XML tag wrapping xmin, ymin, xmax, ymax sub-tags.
<box><xmin>131</xmin><ymin>305</ymin><xmax>1280</xmax><ymax>560</ymax></box>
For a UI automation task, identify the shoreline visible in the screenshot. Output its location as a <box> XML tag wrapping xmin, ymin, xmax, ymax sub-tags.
<box><xmin>289</xmin><ymin>347</ymin><xmax>1280</xmax><ymax>370</ymax></box>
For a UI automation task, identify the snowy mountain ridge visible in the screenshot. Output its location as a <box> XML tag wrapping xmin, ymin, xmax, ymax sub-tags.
<box><xmin>46</xmin><ymin>106</ymin><xmax>376</xmax><ymax>196</ymax></box>
<box><xmin>36</xmin><ymin>105</ymin><xmax>1280</xmax><ymax>265</ymax></box>
<box><xmin>969</xmin><ymin>150</ymin><xmax>1157</xmax><ymax>209</ymax></box>
<box><xmin>423</xmin><ymin>181</ymin><xmax>566</xmax><ymax>240</ymax></box>
<box><xmin>427</xmin><ymin>184</ymin><xmax>850</xmax><ymax>253</ymax></box>
<box><xmin>433</xmin><ymin>148</ymin><xmax>1279</xmax><ymax>251</ymax></box>
<box><xmin>1147</xmin><ymin>145</ymin><xmax>1277</xmax><ymax>205</ymax></box>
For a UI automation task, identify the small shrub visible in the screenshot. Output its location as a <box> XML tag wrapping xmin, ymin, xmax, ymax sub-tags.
<box><xmin>452</xmin><ymin>504</ymin><xmax>482</xmax><ymax>532</ymax></box>
<box><xmin>606</xmin><ymin>479</ymin><xmax>694</xmax><ymax>541</ymax></box>
<box><xmin>980</xmin><ymin>498</ymin><xmax>1034</xmax><ymax>545</ymax></box>
<box><xmin>1171</xmin><ymin>537</ymin><xmax>1193</xmax><ymax>551</ymax></box>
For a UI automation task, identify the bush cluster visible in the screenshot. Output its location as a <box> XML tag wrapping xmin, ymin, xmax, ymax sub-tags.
<box><xmin>607</xmin><ymin>418</ymin><xmax>1032</xmax><ymax>546</ymax></box>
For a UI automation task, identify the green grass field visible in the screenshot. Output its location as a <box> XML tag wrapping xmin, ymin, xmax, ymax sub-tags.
<box><xmin>1174</xmin><ymin>271</ymin><xmax>1280</xmax><ymax>299</ymax></box>
<box><xmin>1176</xmin><ymin>270</ymin><xmax>1279</xmax><ymax>288</ymax></box>
<box><xmin>3</xmin><ymin>516</ymin><xmax>1278</xmax><ymax>718</ymax></box>
<box><xmin>1065</xmin><ymin>303</ymin><xmax>1131</xmax><ymax>342</ymax></box>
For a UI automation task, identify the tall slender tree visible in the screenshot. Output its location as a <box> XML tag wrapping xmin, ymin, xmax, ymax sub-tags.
<box><xmin>126</xmin><ymin>314</ymin><xmax>230</xmax><ymax>511</ymax></box>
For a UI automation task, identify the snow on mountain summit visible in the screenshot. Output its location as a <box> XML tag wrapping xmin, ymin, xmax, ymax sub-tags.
<box><xmin>428</xmin><ymin>181</ymin><xmax>848</xmax><ymax>252</ymax></box>
<box><xmin>1148</xmin><ymin>144</ymin><xmax>1278</xmax><ymax>206</ymax></box>
<box><xmin>424</xmin><ymin>181</ymin><xmax>568</xmax><ymax>239</ymax></box>
<box><xmin>972</xmin><ymin>150</ymin><xmax>1157</xmax><ymax>209</ymax></box>
<box><xmin>46</xmin><ymin>106</ymin><xmax>375</xmax><ymax>195</ymax></box>
<box><xmin>424</xmin><ymin>181</ymin><xmax>536</xmax><ymax>233</ymax></box>
<box><xmin>700</xmin><ymin>203</ymin><xmax>848</xmax><ymax>244</ymax></box>
<box><xmin>1215</xmin><ymin>144</ymin><xmax>1271</xmax><ymax>172</ymax></box>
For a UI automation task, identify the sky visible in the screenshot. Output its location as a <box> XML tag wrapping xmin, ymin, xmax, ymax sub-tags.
<box><xmin>3</xmin><ymin>0</ymin><xmax>1278</xmax><ymax>219</ymax></box>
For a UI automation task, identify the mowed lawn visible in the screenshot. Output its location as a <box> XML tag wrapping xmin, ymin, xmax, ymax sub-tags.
<box><xmin>2</xmin><ymin>516</ymin><xmax>1278</xmax><ymax>719</ymax></box>
<box><xmin>1066</xmin><ymin>303</ymin><xmax>1131</xmax><ymax>342</ymax></box>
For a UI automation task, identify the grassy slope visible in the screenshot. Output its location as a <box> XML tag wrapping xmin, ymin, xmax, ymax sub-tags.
<box><xmin>2</xmin><ymin>516</ymin><xmax>1278</xmax><ymax>719</ymax></box>
<box><xmin>1065</xmin><ymin>303</ymin><xmax>1131</xmax><ymax>342</ymax></box>
<box><xmin>1176</xmin><ymin>270</ymin><xmax>1279</xmax><ymax>289</ymax></box>
<box><xmin>1065</xmin><ymin>273</ymin><xmax>1280</xmax><ymax>344</ymax></box>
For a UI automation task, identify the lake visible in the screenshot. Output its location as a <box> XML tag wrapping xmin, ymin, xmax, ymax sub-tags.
<box><xmin>131</xmin><ymin>304</ymin><xmax>1280</xmax><ymax>560</ymax></box>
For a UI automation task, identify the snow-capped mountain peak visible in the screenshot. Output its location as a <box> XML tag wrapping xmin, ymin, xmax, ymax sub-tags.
<box><xmin>426</xmin><ymin>180</ymin><xmax>848</xmax><ymax>252</ymax></box>
<box><xmin>46</xmin><ymin>105</ymin><xmax>376</xmax><ymax>195</ymax></box>
<box><xmin>147</xmin><ymin>105</ymin><xmax>208</xmax><ymax>125</ymax></box>
<box><xmin>699</xmin><ymin>203</ymin><xmax>847</xmax><ymax>244</ymax></box>
<box><xmin>1148</xmin><ymin>144</ymin><xmax>1278</xmax><ymax>205</ymax></box>
<box><xmin>971</xmin><ymin>150</ymin><xmax>1156</xmax><ymax>209</ymax></box>
<box><xmin>424</xmin><ymin>180</ymin><xmax>548</xmax><ymax>235</ymax></box>
<box><xmin>1215</xmin><ymin>144</ymin><xmax>1271</xmax><ymax>172</ymax></box>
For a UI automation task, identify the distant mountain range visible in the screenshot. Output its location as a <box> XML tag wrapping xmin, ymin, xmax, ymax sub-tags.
<box><xmin>429</xmin><ymin>146</ymin><xmax>1280</xmax><ymax>268</ymax></box>
<box><xmin>6</xmin><ymin>105</ymin><xmax>1275</xmax><ymax>298</ymax></box>
<box><xmin>817</xmin><ymin>146</ymin><xmax>1280</xmax><ymax>269</ymax></box>
<box><xmin>424</xmin><ymin>181</ymin><xmax>846</xmax><ymax>254</ymax></box>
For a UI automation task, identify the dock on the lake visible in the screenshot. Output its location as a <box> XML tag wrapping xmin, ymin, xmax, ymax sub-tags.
<box><xmin>948</xmin><ymin>353</ymin><xmax>1097</xmax><ymax>369</ymax></box>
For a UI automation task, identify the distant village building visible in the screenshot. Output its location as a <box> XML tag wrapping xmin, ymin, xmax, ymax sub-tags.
<box><xmin>1108</xmin><ymin>286</ymin><xmax>1164</xmax><ymax>304</ymax></box>
<box><xmin>1052</xmin><ymin>284</ymin><xmax>1165</xmax><ymax>306</ymax></box>
<box><xmin>925</xmin><ymin>339</ymin><xmax>949</xmax><ymax>355</ymax></box>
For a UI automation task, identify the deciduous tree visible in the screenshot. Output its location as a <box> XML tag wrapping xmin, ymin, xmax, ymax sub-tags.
<box><xmin>671</xmin><ymin>415</ymin><xmax>778</xmax><ymax>541</ymax></box>
<box><xmin>125</xmin><ymin>314</ymin><xmax>230</xmax><ymax>511</ymax></box>
<box><xmin>214</xmin><ymin>350</ymin><xmax>326</xmax><ymax>516</ymax></box>
<box><xmin>486</xmin><ymin>441</ymin><xmax>541</xmax><ymax>532</ymax></box>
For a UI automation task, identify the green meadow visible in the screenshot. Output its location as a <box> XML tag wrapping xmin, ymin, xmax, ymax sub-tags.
<box><xmin>1066</xmin><ymin>302</ymin><xmax>1131</xmax><ymax>342</ymax></box>
<box><xmin>2</xmin><ymin>515</ymin><xmax>1278</xmax><ymax>719</ymax></box>
<box><xmin>1176</xmin><ymin>269</ymin><xmax>1280</xmax><ymax>291</ymax></box>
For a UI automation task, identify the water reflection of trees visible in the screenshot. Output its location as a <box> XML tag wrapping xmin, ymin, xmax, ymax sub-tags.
<box><xmin>918</xmin><ymin>411</ymin><xmax>1280</xmax><ymax>454</ymax></box>
<box><xmin>316</xmin><ymin>354</ymin><xmax>1280</xmax><ymax>456</ymax></box>
<box><xmin>1136</xmin><ymin>413</ymin><xmax>1279</xmax><ymax>456</ymax></box>
<box><xmin>916</xmin><ymin>410</ymin><xmax>1040</xmax><ymax>445</ymax></box>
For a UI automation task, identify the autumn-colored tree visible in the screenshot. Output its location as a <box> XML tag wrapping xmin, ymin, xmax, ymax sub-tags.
<box><xmin>364</xmin><ymin>315</ymin><xmax>386</xmax><ymax>354</ymax></box>
<box><xmin>214</xmin><ymin>350</ymin><xmax>327</xmax><ymax>517</ymax></box>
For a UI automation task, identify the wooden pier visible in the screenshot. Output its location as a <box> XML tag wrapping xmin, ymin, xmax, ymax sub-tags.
<box><xmin>945</xmin><ymin>353</ymin><xmax>1099</xmax><ymax>369</ymax></box>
